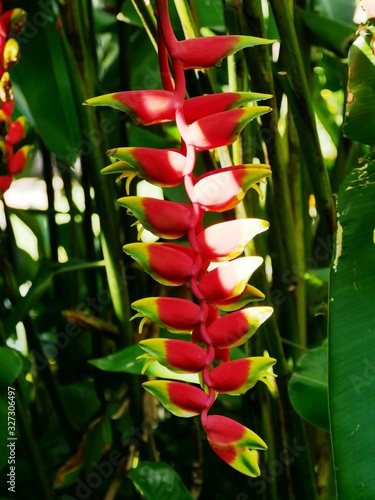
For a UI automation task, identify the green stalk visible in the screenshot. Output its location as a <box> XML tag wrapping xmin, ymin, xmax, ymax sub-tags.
<box><xmin>173</xmin><ymin>0</ymin><xmax>199</xmax><ymax>38</ymax></box>
<box><xmin>227</xmin><ymin>54</ymin><xmax>243</xmax><ymax>168</ymax></box>
<box><xmin>268</xmin><ymin>0</ymin><xmax>336</xmax><ymax>235</ymax></box>
<box><xmin>41</xmin><ymin>143</ymin><xmax>58</xmax><ymax>263</ymax></box>
<box><xmin>288</xmin><ymin>115</ymin><xmax>307</xmax><ymax>346</ymax></box>
<box><xmin>130</xmin><ymin>0</ymin><xmax>158</xmax><ymax>51</ymax></box>
<box><xmin>59</xmin><ymin>1</ymin><xmax>132</xmax><ymax>348</ymax></box>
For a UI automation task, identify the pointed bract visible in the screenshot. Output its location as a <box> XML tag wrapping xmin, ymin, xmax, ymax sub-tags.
<box><xmin>198</xmin><ymin>257</ymin><xmax>263</xmax><ymax>303</ymax></box>
<box><xmin>194</xmin><ymin>165</ymin><xmax>271</xmax><ymax>212</ymax></box>
<box><xmin>118</xmin><ymin>196</ymin><xmax>192</xmax><ymax>239</ymax></box>
<box><xmin>183</xmin><ymin>92</ymin><xmax>272</xmax><ymax>123</ymax></box>
<box><xmin>173</xmin><ymin>35</ymin><xmax>275</xmax><ymax>70</ymax></box>
<box><xmin>209</xmin><ymin>357</ymin><xmax>276</xmax><ymax>394</ymax></box>
<box><xmin>0</xmin><ymin>8</ymin><xmax>27</xmax><ymax>37</ymax></box>
<box><xmin>216</xmin><ymin>284</ymin><xmax>265</xmax><ymax>311</ymax></box>
<box><xmin>207</xmin><ymin>306</ymin><xmax>273</xmax><ymax>348</ymax></box>
<box><xmin>143</xmin><ymin>380</ymin><xmax>208</xmax><ymax>417</ymax></box>
<box><xmin>105</xmin><ymin>147</ymin><xmax>188</xmax><ymax>186</ymax></box>
<box><xmin>123</xmin><ymin>242</ymin><xmax>194</xmax><ymax>285</ymax></box>
<box><xmin>197</xmin><ymin>219</ymin><xmax>269</xmax><ymax>262</ymax></box>
<box><xmin>139</xmin><ymin>338</ymin><xmax>207</xmax><ymax>373</ymax></box>
<box><xmin>204</xmin><ymin>415</ymin><xmax>267</xmax><ymax>450</ymax></box>
<box><xmin>210</xmin><ymin>446</ymin><xmax>261</xmax><ymax>477</ymax></box>
<box><xmin>7</xmin><ymin>145</ymin><xmax>32</xmax><ymax>175</ymax></box>
<box><xmin>85</xmin><ymin>90</ymin><xmax>176</xmax><ymax>125</ymax></box>
<box><xmin>131</xmin><ymin>297</ymin><xmax>201</xmax><ymax>333</ymax></box>
<box><xmin>6</xmin><ymin>116</ymin><xmax>27</xmax><ymax>145</ymax></box>
<box><xmin>187</xmin><ymin>107</ymin><xmax>271</xmax><ymax>150</ymax></box>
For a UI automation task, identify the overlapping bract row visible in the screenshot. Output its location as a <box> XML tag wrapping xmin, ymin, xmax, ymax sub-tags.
<box><xmin>0</xmin><ymin>2</ymin><xmax>31</xmax><ymax>195</ymax></box>
<box><xmin>88</xmin><ymin>0</ymin><xmax>275</xmax><ymax>477</ymax></box>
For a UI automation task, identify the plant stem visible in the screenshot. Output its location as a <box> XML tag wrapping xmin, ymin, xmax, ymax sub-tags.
<box><xmin>173</xmin><ymin>0</ymin><xmax>199</xmax><ymax>38</ymax></box>
<box><xmin>288</xmin><ymin>114</ymin><xmax>307</xmax><ymax>346</ymax></box>
<box><xmin>60</xmin><ymin>1</ymin><xmax>132</xmax><ymax>348</ymax></box>
<box><xmin>268</xmin><ymin>0</ymin><xmax>336</xmax><ymax>235</ymax></box>
<box><xmin>131</xmin><ymin>0</ymin><xmax>158</xmax><ymax>51</ymax></box>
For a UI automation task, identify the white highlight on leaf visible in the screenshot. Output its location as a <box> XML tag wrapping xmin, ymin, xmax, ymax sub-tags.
<box><xmin>333</xmin><ymin>221</ymin><xmax>343</xmax><ymax>272</ymax></box>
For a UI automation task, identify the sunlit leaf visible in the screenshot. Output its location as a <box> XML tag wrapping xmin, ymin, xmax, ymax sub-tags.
<box><xmin>288</xmin><ymin>344</ymin><xmax>329</xmax><ymax>431</ymax></box>
<box><xmin>343</xmin><ymin>23</ymin><xmax>375</xmax><ymax>145</ymax></box>
<box><xmin>129</xmin><ymin>462</ymin><xmax>193</xmax><ymax>500</ymax></box>
<box><xmin>329</xmin><ymin>154</ymin><xmax>375</xmax><ymax>498</ymax></box>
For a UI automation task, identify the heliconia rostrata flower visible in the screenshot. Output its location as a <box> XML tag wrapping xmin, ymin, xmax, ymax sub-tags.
<box><xmin>0</xmin><ymin>1</ymin><xmax>31</xmax><ymax>195</ymax></box>
<box><xmin>87</xmin><ymin>0</ymin><xmax>276</xmax><ymax>477</ymax></box>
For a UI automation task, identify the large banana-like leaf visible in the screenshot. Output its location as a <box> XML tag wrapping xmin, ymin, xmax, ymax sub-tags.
<box><xmin>11</xmin><ymin>1</ymin><xmax>82</xmax><ymax>160</ymax></box>
<box><xmin>329</xmin><ymin>155</ymin><xmax>375</xmax><ymax>499</ymax></box>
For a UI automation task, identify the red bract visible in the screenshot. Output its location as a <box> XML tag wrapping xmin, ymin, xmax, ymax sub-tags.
<box><xmin>85</xmin><ymin>90</ymin><xmax>177</xmax><ymax>125</ymax></box>
<box><xmin>103</xmin><ymin>147</ymin><xmax>188</xmax><ymax>187</ymax></box>
<box><xmin>198</xmin><ymin>257</ymin><xmax>264</xmax><ymax>303</ymax></box>
<box><xmin>193</xmin><ymin>165</ymin><xmax>271</xmax><ymax>212</ymax></box>
<box><xmin>196</xmin><ymin>219</ymin><xmax>269</xmax><ymax>261</ymax></box>
<box><xmin>131</xmin><ymin>297</ymin><xmax>201</xmax><ymax>333</ymax></box>
<box><xmin>187</xmin><ymin>107</ymin><xmax>271</xmax><ymax>150</ymax></box>
<box><xmin>123</xmin><ymin>242</ymin><xmax>195</xmax><ymax>286</ymax></box>
<box><xmin>139</xmin><ymin>338</ymin><xmax>208</xmax><ymax>373</ymax></box>
<box><xmin>90</xmin><ymin>0</ymin><xmax>275</xmax><ymax>477</ymax></box>
<box><xmin>207</xmin><ymin>307</ymin><xmax>274</xmax><ymax>348</ymax></box>
<box><xmin>118</xmin><ymin>196</ymin><xmax>192</xmax><ymax>239</ymax></box>
<box><xmin>170</xmin><ymin>35</ymin><xmax>276</xmax><ymax>70</ymax></box>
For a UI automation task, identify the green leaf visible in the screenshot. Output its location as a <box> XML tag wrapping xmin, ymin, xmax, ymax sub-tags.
<box><xmin>60</xmin><ymin>381</ymin><xmax>101</xmax><ymax>426</ymax></box>
<box><xmin>0</xmin><ymin>347</ymin><xmax>23</xmax><ymax>389</ymax></box>
<box><xmin>288</xmin><ymin>344</ymin><xmax>329</xmax><ymax>431</ymax></box>
<box><xmin>89</xmin><ymin>345</ymin><xmax>199</xmax><ymax>383</ymax></box>
<box><xmin>119</xmin><ymin>0</ymin><xmax>146</xmax><ymax>28</ymax></box>
<box><xmin>11</xmin><ymin>2</ymin><xmax>82</xmax><ymax>160</ymax></box>
<box><xmin>343</xmin><ymin>23</ymin><xmax>375</xmax><ymax>145</ymax></box>
<box><xmin>195</xmin><ymin>0</ymin><xmax>224</xmax><ymax>31</ymax></box>
<box><xmin>329</xmin><ymin>154</ymin><xmax>375</xmax><ymax>498</ymax></box>
<box><xmin>129</xmin><ymin>462</ymin><xmax>193</xmax><ymax>500</ymax></box>
<box><xmin>314</xmin><ymin>0</ymin><xmax>356</xmax><ymax>24</ymax></box>
<box><xmin>8</xmin><ymin>207</ymin><xmax>48</xmax><ymax>260</ymax></box>
<box><xmin>302</xmin><ymin>11</ymin><xmax>354</xmax><ymax>57</ymax></box>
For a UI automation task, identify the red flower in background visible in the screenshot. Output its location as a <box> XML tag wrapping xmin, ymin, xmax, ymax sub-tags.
<box><xmin>88</xmin><ymin>0</ymin><xmax>276</xmax><ymax>477</ymax></box>
<box><xmin>0</xmin><ymin>2</ymin><xmax>31</xmax><ymax>195</ymax></box>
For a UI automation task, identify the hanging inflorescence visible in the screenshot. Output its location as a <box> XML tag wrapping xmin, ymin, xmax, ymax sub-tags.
<box><xmin>87</xmin><ymin>0</ymin><xmax>276</xmax><ymax>477</ymax></box>
<box><xmin>0</xmin><ymin>2</ymin><xmax>31</xmax><ymax>195</ymax></box>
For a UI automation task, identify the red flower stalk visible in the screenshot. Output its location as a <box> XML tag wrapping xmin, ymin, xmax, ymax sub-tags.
<box><xmin>88</xmin><ymin>0</ymin><xmax>276</xmax><ymax>477</ymax></box>
<box><xmin>0</xmin><ymin>2</ymin><xmax>31</xmax><ymax>196</ymax></box>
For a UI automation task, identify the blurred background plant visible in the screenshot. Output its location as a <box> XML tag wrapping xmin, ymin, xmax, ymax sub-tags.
<box><xmin>0</xmin><ymin>0</ymin><xmax>374</xmax><ymax>499</ymax></box>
